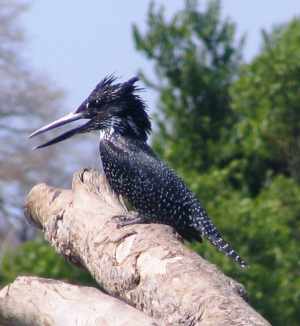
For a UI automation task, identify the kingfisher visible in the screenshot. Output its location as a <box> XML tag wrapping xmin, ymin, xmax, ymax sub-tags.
<box><xmin>30</xmin><ymin>75</ymin><xmax>247</xmax><ymax>268</ymax></box>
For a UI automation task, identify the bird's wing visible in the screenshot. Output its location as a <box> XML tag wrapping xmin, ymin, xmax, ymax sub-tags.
<box><xmin>100</xmin><ymin>137</ymin><xmax>202</xmax><ymax>242</ymax></box>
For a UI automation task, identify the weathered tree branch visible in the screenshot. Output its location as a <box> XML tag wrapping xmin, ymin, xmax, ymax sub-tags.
<box><xmin>21</xmin><ymin>168</ymin><xmax>269</xmax><ymax>326</ymax></box>
<box><xmin>0</xmin><ymin>276</ymin><xmax>156</xmax><ymax>326</ymax></box>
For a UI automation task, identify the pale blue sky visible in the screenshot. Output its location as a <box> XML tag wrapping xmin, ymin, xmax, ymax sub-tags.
<box><xmin>22</xmin><ymin>1</ymin><xmax>300</xmax><ymax>110</ymax></box>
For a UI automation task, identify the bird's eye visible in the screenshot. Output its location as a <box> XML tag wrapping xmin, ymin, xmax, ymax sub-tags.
<box><xmin>87</xmin><ymin>98</ymin><xmax>103</xmax><ymax>109</ymax></box>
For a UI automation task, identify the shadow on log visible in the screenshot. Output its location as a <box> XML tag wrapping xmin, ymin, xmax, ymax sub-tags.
<box><xmin>15</xmin><ymin>169</ymin><xmax>270</xmax><ymax>325</ymax></box>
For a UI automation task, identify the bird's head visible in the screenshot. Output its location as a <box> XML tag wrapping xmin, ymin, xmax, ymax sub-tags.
<box><xmin>29</xmin><ymin>75</ymin><xmax>151</xmax><ymax>149</ymax></box>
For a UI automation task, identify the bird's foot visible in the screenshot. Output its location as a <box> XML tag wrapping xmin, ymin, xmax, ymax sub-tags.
<box><xmin>112</xmin><ymin>211</ymin><xmax>146</xmax><ymax>228</ymax></box>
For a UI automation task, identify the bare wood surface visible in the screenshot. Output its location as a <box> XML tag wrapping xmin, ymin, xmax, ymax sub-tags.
<box><xmin>23</xmin><ymin>168</ymin><xmax>270</xmax><ymax>326</ymax></box>
<box><xmin>0</xmin><ymin>276</ymin><xmax>156</xmax><ymax>326</ymax></box>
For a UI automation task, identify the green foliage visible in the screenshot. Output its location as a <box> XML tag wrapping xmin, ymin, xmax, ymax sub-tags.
<box><xmin>133</xmin><ymin>0</ymin><xmax>243</xmax><ymax>173</ymax></box>
<box><xmin>134</xmin><ymin>1</ymin><xmax>300</xmax><ymax>325</ymax></box>
<box><xmin>191</xmin><ymin>175</ymin><xmax>300</xmax><ymax>324</ymax></box>
<box><xmin>231</xmin><ymin>19</ymin><xmax>300</xmax><ymax>191</ymax></box>
<box><xmin>1</xmin><ymin>239</ymin><xmax>96</xmax><ymax>287</ymax></box>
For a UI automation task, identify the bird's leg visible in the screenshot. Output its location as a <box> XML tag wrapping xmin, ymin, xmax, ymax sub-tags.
<box><xmin>112</xmin><ymin>211</ymin><xmax>146</xmax><ymax>228</ymax></box>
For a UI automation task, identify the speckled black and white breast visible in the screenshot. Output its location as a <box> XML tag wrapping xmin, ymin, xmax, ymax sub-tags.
<box><xmin>99</xmin><ymin>134</ymin><xmax>205</xmax><ymax>234</ymax></box>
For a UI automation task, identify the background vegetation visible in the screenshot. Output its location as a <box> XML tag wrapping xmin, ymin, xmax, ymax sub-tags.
<box><xmin>1</xmin><ymin>1</ymin><xmax>299</xmax><ymax>325</ymax></box>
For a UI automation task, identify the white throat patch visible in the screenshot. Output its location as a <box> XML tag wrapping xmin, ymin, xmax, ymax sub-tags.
<box><xmin>98</xmin><ymin>127</ymin><xmax>115</xmax><ymax>176</ymax></box>
<box><xmin>99</xmin><ymin>127</ymin><xmax>114</xmax><ymax>141</ymax></box>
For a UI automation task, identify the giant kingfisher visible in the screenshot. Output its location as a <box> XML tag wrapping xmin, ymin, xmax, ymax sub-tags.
<box><xmin>30</xmin><ymin>75</ymin><xmax>246</xmax><ymax>268</ymax></box>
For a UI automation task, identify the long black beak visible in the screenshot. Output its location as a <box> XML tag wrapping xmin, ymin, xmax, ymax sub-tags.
<box><xmin>29</xmin><ymin>112</ymin><xmax>90</xmax><ymax>149</ymax></box>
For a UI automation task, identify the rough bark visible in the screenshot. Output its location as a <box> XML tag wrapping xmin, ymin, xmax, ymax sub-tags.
<box><xmin>0</xmin><ymin>276</ymin><xmax>156</xmax><ymax>326</ymax></box>
<box><xmin>22</xmin><ymin>168</ymin><xmax>270</xmax><ymax>326</ymax></box>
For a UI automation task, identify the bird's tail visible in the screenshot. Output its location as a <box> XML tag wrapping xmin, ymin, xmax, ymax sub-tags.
<box><xmin>193</xmin><ymin>213</ymin><xmax>247</xmax><ymax>268</ymax></box>
<box><xmin>207</xmin><ymin>231</ymin><xmax>247</xmax><ymax>268</ymax></box>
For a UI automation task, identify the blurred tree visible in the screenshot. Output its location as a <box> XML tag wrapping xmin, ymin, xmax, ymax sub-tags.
<box><xmin>133</xmin><ymin>0</ymin><xmax>243</xmax><ymax>174</ymax></box>
<box><xmin>0</xmin><ymin>1</ymin><xmax>65</xmax><ymax>244</ymax></box>
<box><xmin>133</xmin><ymin>1</ymin><xmax>300</xmax><ymax>325</ymax></box>
<box><xmin>0</xmin><ymin>1</ymin><xmax>93</xmax><ymax>288</ymax></box>
<box><xmin>231</xmin><ymin>19</ymin><xmax>300</xmax><ymax>193</ymax></box>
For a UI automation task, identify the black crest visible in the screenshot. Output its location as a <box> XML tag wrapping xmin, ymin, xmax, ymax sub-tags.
<box><xmin>85</xmin><ymin>75</ymin><xmax>151</xmax><ymax>141</ymax></box>
<box><xmin>90</xmin><ymin>75</ymin><xmax>140</xmax><ymax>105</ymax></box>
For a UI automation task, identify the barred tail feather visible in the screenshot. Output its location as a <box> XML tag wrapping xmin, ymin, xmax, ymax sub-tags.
<box><xmin>193</xmin><ymin>212</ymin><xmax>247</xmax><ymax>268</ymax></box>
<box><xmin>208</xmin><ymin>232</ymin><xmax>247</xmax><ymax>268</ymax></box>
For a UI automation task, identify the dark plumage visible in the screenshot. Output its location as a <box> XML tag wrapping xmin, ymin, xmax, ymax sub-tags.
<box><xmin>30</xmin><ymin>75</ymin><xmax>247</xmax><ymax>268</ymax></box>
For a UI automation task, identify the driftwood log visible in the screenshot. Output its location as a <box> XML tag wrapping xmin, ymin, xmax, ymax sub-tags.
<box><xmin>0</xmin><ymin>276</ymin><xmax>156</xmax><ymax>326</ymax></box>
<box><xmin>2</xmin><ymin>169</ymin><xmax>270</xmax><ymax>325</ymax></box>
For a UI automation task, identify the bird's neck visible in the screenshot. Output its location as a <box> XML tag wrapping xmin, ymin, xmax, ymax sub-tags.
<box><xmin>99</xmin><ymin>128</ymin><xmax>151</xmax><ymax>154</ymax></box>
<box><xmin>99</xmin><ymin>127</ymin><xmax>115</xmax><ymax>141</ymax></box>
<box><xmin>99</xmin><ymin>124</ymin><xmax>148</xmax><ymax>143</ymax></box>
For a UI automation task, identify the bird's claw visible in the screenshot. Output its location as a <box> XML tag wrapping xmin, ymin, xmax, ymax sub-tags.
<box><xmin>112</xmin><ymin>211</ymin><xmax>145</xmax><ymax>228</ymax></box>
